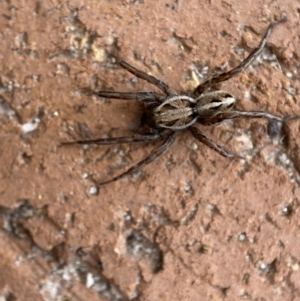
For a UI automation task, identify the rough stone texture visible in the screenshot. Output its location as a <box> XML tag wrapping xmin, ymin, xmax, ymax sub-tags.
<box><xmin>0</xmin><ymin>1</ymin><xmax>300</xmax><ymax>301</ymax></box>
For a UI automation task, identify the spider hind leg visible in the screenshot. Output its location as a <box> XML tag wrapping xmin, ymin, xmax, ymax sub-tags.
<box><xmin>199</xmin><ymin>110</ymin><xmax>283</xmax><ymax>126</ymax></box>
<box><xmin>190</xmin><ymin>126</ymin><xmax>243</xmax><ymax>159</ymax></box>
<box><xmin>193</xmin><ymin>17</ymin><xmax>287</xmax><ymax>96</ymax></box>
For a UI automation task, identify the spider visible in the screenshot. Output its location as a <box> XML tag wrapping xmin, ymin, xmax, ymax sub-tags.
<box><xmin>62</xmin><ymin>17</ymin><xmax>287</xmax><ymax>186</ymax></box>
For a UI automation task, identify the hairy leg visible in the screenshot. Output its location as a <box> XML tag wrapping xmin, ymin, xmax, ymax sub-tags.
<box><xmin>119</xmin><ymin>61</ymin><xmax>177</xmax><ymax>96</ymax></box>
<box><xmin>61</xmin><ymin>132</ymin><xmax>163</xmax><ymax>146</ymax></box>
<box><xmin>98</xmin><ymin>132</ymin><xmax>177</xmax><ymax>185</ymax></box>
<box><xmin>190</xmin><ymin>126</ymin><xmax>243</xmax><ymax>159</ymax></box>
<box><xmin>95</xmin><ymin>91</ymin><xmax>165</xmax><ymax>102</ymax></box>
<box><xmin>198</xmin><ymin>110</ymin><xmax>283</xmax><ymax>126</ymax></box>
<box><xmin>193</xmin><ymin>17</ymin><xmax>287</xmax><ymax>96</ymax></box>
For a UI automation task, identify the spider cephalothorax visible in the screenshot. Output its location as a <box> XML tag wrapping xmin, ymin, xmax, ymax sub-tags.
<box><xmin>62</xmin><ymin>17</ymin><xmax>288</xmax><ymax>185</ymax></box>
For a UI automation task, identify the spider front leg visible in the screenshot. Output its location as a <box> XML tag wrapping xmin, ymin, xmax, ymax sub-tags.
<box><xmin>96</xmin><ymin>91</ymin><xmax>165</xmax><ymax>103</ymax></box>
<box><xmin>98</xmin><ymin>132</ymin><xmax>177</xmax><ymax>186</ymax></box>
<box><xmin>60</xmin><ymin>132</ymin><xmax>163</xmax><ymax>146</ymax></box>
<box><xmin>194</xmin><ymin>17</ymin><xmax>287</xmax><ymax>96</ymax></box>
<box><xmin>119</xmin><ymin>61</ymin><xmax>177</xmax><ymax>96</ymax></box>
<box><xmin>190</xmin><ymin>126</ymin><xmax>243</xmax><ymax>159</ymax></box>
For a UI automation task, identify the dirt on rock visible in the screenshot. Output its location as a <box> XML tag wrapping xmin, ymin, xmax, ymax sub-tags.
<box><xmin>1</xmin><ymin>1</ymin><xmax>300</xmax><ymax>301</ymax></box>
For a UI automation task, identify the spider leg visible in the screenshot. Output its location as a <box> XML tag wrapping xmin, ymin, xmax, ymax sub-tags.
<box><xmin>193</xmin><ymin>17</ymin><xmax>287</xmax><ymax>96</ymax></box>
<box><xmin>96</xmin><ymin>91</ymin><xmax>165</xmax><ymax>102</ymax></box>
<box><xmin>190</xmin><ymin>126</ymin><xmax>243</xmax><ymax>159</ymax></box>
<box><xmin>61</xmin><ymin>132</ymin><xmax>163</xmax><ymax>146</ymax></box>
<box><xmin>199</xmin><ymin>110</ymin><xmax>283</xmax><ymax>126</ymax></box>
<box><xmin>119</xmin><ymin>61</ymin><xmax>177</xmax><ymax>96</ymax></box>
<box><xmin>98</xmin><ymin>132</ymin><xmax>177</xmax><ymax>185</ymax></box>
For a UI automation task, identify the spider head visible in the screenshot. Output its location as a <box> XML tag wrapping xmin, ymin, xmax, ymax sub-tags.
<box><xmin>195</xmin><ymin>91</ymin><xmax>235</xmax><ymax>118</ymax></box>
<box><xmin>152</xmin><ymin>95</ymin><xmax>198</xmax><ymax>130</ymax></box>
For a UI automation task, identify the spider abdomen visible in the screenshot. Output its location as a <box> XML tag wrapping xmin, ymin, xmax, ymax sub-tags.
<box><xmin>195</xmin><ymin>91</ymin><xmax>235</xmax><ymax>118</ymax></box>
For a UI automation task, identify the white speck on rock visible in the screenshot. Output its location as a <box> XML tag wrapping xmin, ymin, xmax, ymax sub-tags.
<box><xmin>21</xmin><ymin>118</ymin><xmax>40</xmax><ymax>133</ymax></box>
<box><xmin>86</xmin><ymin>273</ymin><xmax>95</xmax><ymax>288</ymax></box>
<box><xmin>89</xmin><ymin>186</ymin><xmax>98</xmax><ymax>195</ymax></box>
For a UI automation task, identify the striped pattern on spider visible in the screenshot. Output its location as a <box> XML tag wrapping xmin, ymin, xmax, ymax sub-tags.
<box><xmin>62</xmin><ymin>17</ymin><xmax>288</xmax><ymax>185</ymax></box>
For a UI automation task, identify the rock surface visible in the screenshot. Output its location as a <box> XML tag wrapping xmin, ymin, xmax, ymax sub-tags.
<box><xmin>0</xmin><ymin>1</ymin><xmax>300</xmax><ymax>300</ymax></box>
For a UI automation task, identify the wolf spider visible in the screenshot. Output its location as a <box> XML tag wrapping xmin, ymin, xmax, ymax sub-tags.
<box><xmin>63</xmin><ymin>17</ymin><xmax>287</xmax><ymax>185</ymax></box>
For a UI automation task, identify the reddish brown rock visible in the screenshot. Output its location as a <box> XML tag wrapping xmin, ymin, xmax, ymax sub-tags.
<box><xmin>0</xmin><ymin>1</ymin><xmax>300</xmax><ymax>300</ymax></box>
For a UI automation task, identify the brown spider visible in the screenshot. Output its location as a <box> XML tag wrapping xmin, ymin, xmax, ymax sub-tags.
<box><xmin>63</xmin><ymin>17</ymin><xmax>288</xmax><ymax>185</ymax></box>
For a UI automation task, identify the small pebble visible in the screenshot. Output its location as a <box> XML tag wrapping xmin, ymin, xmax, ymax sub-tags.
<box><xmin>89</xmin><ymin>186</ymin><xmax>98</xmax><ymax>195</ymax></box>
